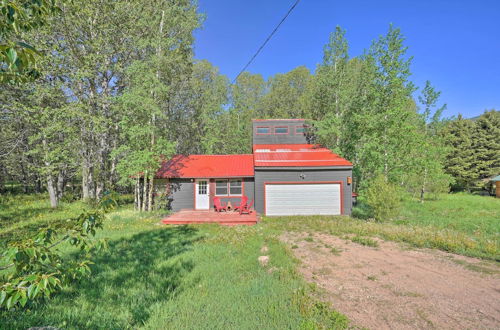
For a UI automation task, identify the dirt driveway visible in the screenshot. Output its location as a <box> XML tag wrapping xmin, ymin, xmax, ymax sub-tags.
<box><xmin>281</xmin><ymin>232</ymin><xmax>500</xmax><ymax>330</ymax></box>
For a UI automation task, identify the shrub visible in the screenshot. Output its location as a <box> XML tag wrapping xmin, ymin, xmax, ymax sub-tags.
<box><xmin>351</xmin><ymin>201</ymin><xmax>373</xmax><ymax>219</ymax></box>
<box><xmin>364</xmin><ymin>175</ymin><xmax>401</xmax><ymax>221</ymax></box>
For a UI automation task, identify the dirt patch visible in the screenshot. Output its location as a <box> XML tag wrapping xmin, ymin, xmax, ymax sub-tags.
<box><xmin>282</xmin><ymin>232</ymin><xmax>500</xmax><ymax>330</ymax></box>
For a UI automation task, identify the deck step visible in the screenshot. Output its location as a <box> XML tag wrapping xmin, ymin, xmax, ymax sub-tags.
<box><xmin>161</xmin><ymin>209</ymin><xmax>259</xmax><ymax>226</ymax></box>
<box><xmin>162</xmin><ymin>220</ymin><xmax>257</xmax><ymax>226</ymax></box>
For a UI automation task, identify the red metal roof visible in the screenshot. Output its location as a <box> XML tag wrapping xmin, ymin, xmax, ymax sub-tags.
<box><xmin>253</xmin><ymin>144</ymin><xmax>352</xmax><ymax>167</ymax></box>
<box><xmin>156</xmin><ymin>154</ymin><xmax>254</xmax><ymax>178</ymax></box>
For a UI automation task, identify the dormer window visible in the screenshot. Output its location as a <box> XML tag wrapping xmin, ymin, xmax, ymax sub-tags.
<box><xmin>256</xmin><ymin>126</ymin><xmax>271</xmax><ymax>135</ymax></box>
<box><xmin>274</xmin><ymin>126</ymin><xmax>289</xmax><ymax>134</ymax></box>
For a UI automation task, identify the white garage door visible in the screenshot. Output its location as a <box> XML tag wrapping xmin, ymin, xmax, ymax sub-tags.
<box><xmin>265</xmin><ymin>183</ymin><xmax>341</xmax><ymax>216</ymax></box>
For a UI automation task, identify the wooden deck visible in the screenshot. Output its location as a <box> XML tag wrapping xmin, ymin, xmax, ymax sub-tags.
<box><xmin>162</xmin><ymin>209</ymin><xmax>259</xmax><ymax>226</ymax></box>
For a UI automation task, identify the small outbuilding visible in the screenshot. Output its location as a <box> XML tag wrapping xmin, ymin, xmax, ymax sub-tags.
<box><xmin>491</xmin><ymin>175</ymin><xmax>500</xmax><ymax>198</ymax></box>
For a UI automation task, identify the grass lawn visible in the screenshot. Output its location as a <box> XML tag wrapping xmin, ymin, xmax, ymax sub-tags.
<box><xmin>266</xmin><ymin>193</ymin><xmax>500</xmax><ymax>261</ymax></box>
<box><xmin>1</xmin><ymin>192</ymin><xmax>498</xmax><ymax>328</ymax></box>
<box><xmin>1</xmin><ymin>195</ymin><xmax>348</xmax><ymax>329</ymax></box>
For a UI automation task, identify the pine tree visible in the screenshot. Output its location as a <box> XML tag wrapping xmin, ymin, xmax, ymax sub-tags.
<box><xmin>472</xmin><ymin>110</ymin><xmax>500</xmax><ymax>188</ymax></box>
<box><xmin>442</xmin><ymin>115</ymin><xmax>477</xmax><ymax>191</ymax></box>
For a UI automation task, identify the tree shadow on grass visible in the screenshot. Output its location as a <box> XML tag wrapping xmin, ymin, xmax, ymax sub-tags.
<box><xmin>6</xmin><ymin>225</ymin><xmax>201</xmax><ymax>329</ymax></box>
<box><xmin>0</xmin><ymin>205</ymin><xmax>55</xmax><ymax>230</ymax></box>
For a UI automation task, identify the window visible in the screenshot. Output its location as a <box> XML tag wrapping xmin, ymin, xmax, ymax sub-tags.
<box><xmin>274</xmin><ymin>126</ymin><xmax>289</xmax><ymax>134</ymax></box>
<box><xmin>256</xmin><ymin>126</ymin><xmax>270</xmax><ymax>134</ymax></box>
<box><xmin>229</xmin><ymin>179</ymin><xmax>242</xmax><ymax>195</ymax></box>
<box><xmin>215</xmin><ymin>180</ymin><xmax>228</xmax><ymax>195</ymax></box>
<box><xmin>295</xmin><ymin>125</ymin><xmax>309</xmax><ymax>134</ymax></box>
<box><xmin>198</xmin><ymin>181</ymin><xmax>207</xmax><ymax>195</ymax></box>
<box><xmin>215</xmin><ymin>179</ymin><xmax>243</xmax><ymax>196</ymax></box>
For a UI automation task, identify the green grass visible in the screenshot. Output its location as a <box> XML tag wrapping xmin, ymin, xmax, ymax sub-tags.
<box><xmin>0</xmin><ymin>194</ymin><xmax>87</xmax><ymax>246</ymax></box>
<box><xmin>397</xmin><ymin>193</ymin><xmax>500</xmax><ymax>239</ymax></box>
<box><xmin>1</xmin><ymin>196</ymin><xmax>348</xmax><ymax>329</ymax></box>
<box><xmin>1</xmin><ymin>192</ymin><xmax>498</xmax><ymax>328</ymax></box>
<box><xmin>266</xmin><ymin>193</ymin><xmax>500</xmax><ymax>261</ymax></box>
<box><xmin>350</xmin><ymin>236</ymin><xmax>379</xmax><ymax>248</ymax></box>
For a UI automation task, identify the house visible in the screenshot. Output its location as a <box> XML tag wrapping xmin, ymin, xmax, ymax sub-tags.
<box><xmin>491</xmin><ymin>175</ymin><xmax>500</xmax><ymax>198</ymax></box>
<box><xmin>154</xmin><ymin>119</ymin><xmax>353</xmax><ymax>216</ymax></box>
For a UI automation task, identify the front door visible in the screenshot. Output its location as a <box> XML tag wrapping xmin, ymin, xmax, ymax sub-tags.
<box><xmin>195</xmin><ymin>179</ymin><xmax>209</xmax><ymax>210</ymax></box>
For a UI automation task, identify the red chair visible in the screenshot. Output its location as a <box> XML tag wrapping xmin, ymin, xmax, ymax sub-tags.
<box><xmin>233</xmin><ymin>196</ymin><xmax>248</xmax><ymax>212</ymax></box>
<box><xmin>239</xmin><ymin>199</ymin><xmax>254</xmax><ymax>215</ymax></box>
<box><xmin>213</xmin><ymin>197</ymin><xmax>227</xmax><ymax>212</ymax></box>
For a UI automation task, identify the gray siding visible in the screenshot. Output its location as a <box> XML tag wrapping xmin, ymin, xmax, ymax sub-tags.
<box><xmin>214</xmin><ymin>178</ymin><xmax>255</xmax><ymax>208</ymax></box>
<box><xmin>155</xmin><ymin>177</ymin><xmax>255</xmax><ymax>212</ymax></box>
<box><xmin>168</xmin><ymin>178</ymin><xmax>194</xmax><ymax>211</ymax></box>
<box><xmin>254</xmin><ymin>168</ymin><xmax>352</xmax><ymax>215</ymax></box>
<box><xmin>252</xmin><ymin>120</ymin><xmax>311</xmax><ymax>145</ymax></box>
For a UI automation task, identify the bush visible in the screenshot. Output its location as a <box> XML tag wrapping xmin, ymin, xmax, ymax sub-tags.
<box><xmin>351</xmin><ymin>201</ymin><xmax>373</xmax><ymax>219</ymax></box>
<box><xmin>364</xmin><ymin>175</ymin><xmax>401</xmax><ymax>221</ymax></box>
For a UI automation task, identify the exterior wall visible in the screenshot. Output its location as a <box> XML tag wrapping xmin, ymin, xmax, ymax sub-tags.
<box><xmin>155</xmin><ymin>177</ymin><xmax>254</xmax><ymax>211</ymax></box>
<box><xmin>252</xmin><ymin>119</ymin><xmax>311</xmax><ymax>145</ymax></box>
<box><xmin>254</xmin><ymin>168</ymin><xmax>353</xmax><ymax>215</ymax></box>
<box><xmin>155</xmin><ymin>179</ymin><xmax>194</xmax><ymax>211</ymax></box>
<box><xmin>210</xmin><ymin>178</ymin><xmax>255</xmax><ymax>209</ymax></box>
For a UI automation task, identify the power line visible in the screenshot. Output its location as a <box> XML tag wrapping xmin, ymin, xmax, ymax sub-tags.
<box><xmin>232</xmin><ymin>0</ymin><xmax>302</xmax><ymax>84</ymax></box>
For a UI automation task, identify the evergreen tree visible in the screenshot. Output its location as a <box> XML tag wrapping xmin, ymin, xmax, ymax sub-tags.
<box><xmin>472</xmin><ymin>110</ymin><xmax>500</xmax><ymax>188</ymax></box>
<box><xmin>442</xmin><ymin>115</ymin><xmax>477</xmax><ymax>191</ymax></box>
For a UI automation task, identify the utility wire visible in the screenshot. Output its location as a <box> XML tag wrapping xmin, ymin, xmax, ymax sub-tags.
<box><xmin>232</xmin><ymin>0</ymin><xmax>302</xmax><ymax>84</ymax></box>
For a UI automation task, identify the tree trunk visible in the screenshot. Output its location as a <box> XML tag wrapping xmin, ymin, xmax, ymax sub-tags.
<box><xmin>420</xmin><ymin>168</ymin><xmax>428</xmax><ymax>203</ymax></box>
<box><xmin>141</xmin><ymin>172</ymin><xmax>148</xmax><ymax>212</ymax></box>
<box><xmin>82</xmin><ymin>161</ymin><xmax>90</xmax><ymax>199</ymax></box>
<box><xmin>35</xmin><ymin>176</ymin><xmax>42</xmax><ymax>193</ymax></box>
<box><xmin>47</xmin><ymin>174</ymin><xmax>58</xmax><ymax>208</ymax></box>
<box><xmin>0</xmin><ymin>168</ymin><xmax>5</xmax><ymax>194</ymax></box>
<box><xmin>148</xmin><ymin>176</ymin><xmax>154</xmax><ymax>211</ymax></box>
<box><xmin>134</xmin><ymin>177</ymin><xmax>140</xmax><ymax>210</ymax></box>
<box><xmin>20</xmin><ymin>161</ymin><xmax>29</xmax><ymax>193</ymax></box>
<box><xmin>57</xmin><ymin>171</ymin><xmax>65</xmax><ymax>200</ymax></box>
<box><xmin>138</xmin><ymin>178</ymin><xmax>143</xmax><ymax>211</ymax></box>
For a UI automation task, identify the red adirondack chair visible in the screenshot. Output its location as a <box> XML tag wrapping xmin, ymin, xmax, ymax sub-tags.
<box><xmin>233</xmin><ymin>195</ymin><xmax>248</xmax><ymax>212</ymax></box>
<box><xmin>239</xmin><ymin>199</ymin><xmax>254</xmax><ymax>215</ymax></box>
<box><xmin>213</xmin><ymin>197</ymin><xmax>227</xmax><ymax>212</ymax></box>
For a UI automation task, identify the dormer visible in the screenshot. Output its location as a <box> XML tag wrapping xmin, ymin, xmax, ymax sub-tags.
<box><xmin>252</xmin><ymin>119</ymin><xmax>311</xmax><ymax>145</ymax></box>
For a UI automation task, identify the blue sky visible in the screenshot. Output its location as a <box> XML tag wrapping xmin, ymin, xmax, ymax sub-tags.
<box><xmin>193</xmin><ymin>0</ymin><xmax>499</xmax><ymax>118</ymax></box>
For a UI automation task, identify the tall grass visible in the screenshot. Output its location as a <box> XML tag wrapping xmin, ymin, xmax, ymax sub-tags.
<box><xmin>267</xmin><ymin>193</ymin><xmax>499</xmax><ymax>261</ymax></box>
<box><xmin>1</xmin><ymin>200</ymin><xmax>348</xmax><ymax>329</ymax></box>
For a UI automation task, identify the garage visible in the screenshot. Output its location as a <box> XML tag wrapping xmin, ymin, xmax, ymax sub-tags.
<box><xmin>265</xmin><ymin>182</ymin><xmax>342</xmax><ymax>216</ymax></box>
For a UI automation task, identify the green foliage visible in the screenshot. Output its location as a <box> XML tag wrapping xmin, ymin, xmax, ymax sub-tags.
<box><xmin>363</xmin><ymin>175</ymin><xmax>402</xmax><ymax>221</ymax></box>
<box><xmin>472</xmin><ymin>110</ymin><xmax>500</xmax><ymax>188</ymax></box>
<box><xmin>1</xmin><ymin>198</ymin><xmax>349</xmax><ymax>328</ymax></box>
<box><xmin>442</xmin><ymin>115</ymin><xmax>477</xmax><ymax>190</ymax></box>
<box><xmin>261</xmin><ymin>66</ymin><xmax>312</xmax><ymax>119</ymax></box>
<box><xmin>0</xmin><ymin>194</ymin><xmax>115</xmax><ymax>310</ymax></box>
<box><xmin>0</xmin><ymin>0</ymin><xmax>61</xmax><ymax>83</ymax></box>
<box><xmin>264</xmin><ymin>193</ymin><xmax>499</xmax><ymax>260</ymax></box>
<box><xmin>351</xmin><ymin>201</ymin><xmax>373</xmax><ymax>220</ymax></box>
<box><xmin>442</xmin><ymin>110</ymin><xmax>499</xmax><ymax>192</ymax></box>
<box><xmin>350</xmin><ymin>236</ymin><xmax>379</xmax><ymax>247</ymax></box>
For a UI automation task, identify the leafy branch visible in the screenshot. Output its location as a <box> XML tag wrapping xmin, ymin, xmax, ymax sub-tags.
<box><xmin>0</xmin><ymin>193</ymin><xmax>115</xmax><ymax>310</ymax></box>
